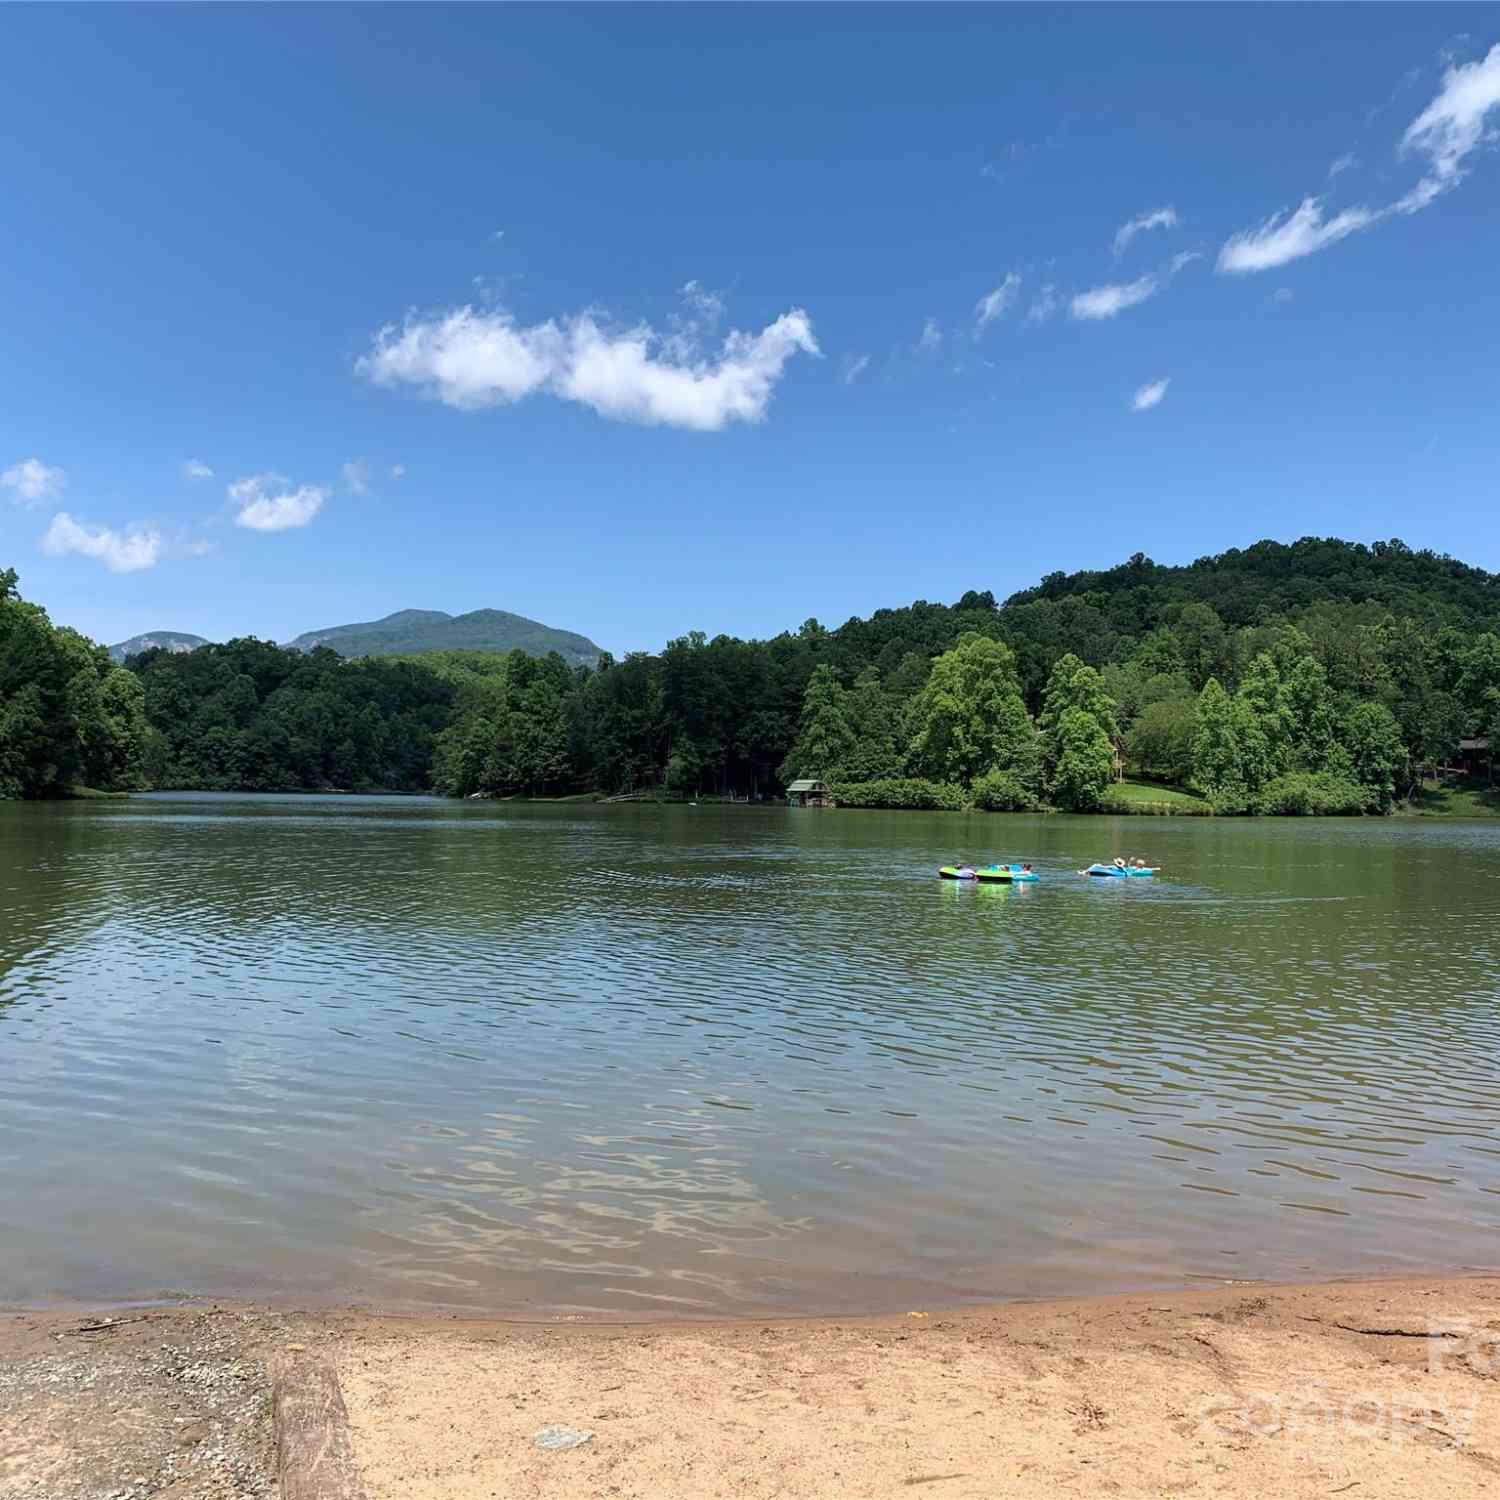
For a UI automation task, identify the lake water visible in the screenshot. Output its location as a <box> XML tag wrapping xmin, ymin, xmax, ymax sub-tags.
<box><xmin>2</xmin><ymin>794</ymin><xmax>1498</xmax><ymax>1318</ymax></box>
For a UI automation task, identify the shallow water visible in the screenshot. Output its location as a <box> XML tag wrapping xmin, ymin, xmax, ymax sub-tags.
<box><xmin>2</xmin><ymin>794</ymin><xmax>1497</xmax><ymax>1317</ymax></box>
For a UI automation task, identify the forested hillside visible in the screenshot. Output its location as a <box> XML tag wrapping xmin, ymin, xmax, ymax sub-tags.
<box><xmin>0</xmin><ymin>569</ymin><xmax>153</xmax><ymax>798</ymax></box>
<box><xmin>130</xmin><ymin>639</ymin><xmax>456</xmax><ymax>791</ymax></box>
<box><xmin>3</xmin><ymin>538</ymin><xmax>1498</xmax><ymax>811</ymax></box>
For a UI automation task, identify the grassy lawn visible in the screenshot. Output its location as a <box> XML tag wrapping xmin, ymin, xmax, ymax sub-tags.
<box><xmin>1400</xmin><ymin>778</ymin><xmax>1500</xmax><ymax>817</ymax></box>
<box><xmin>1102</xmin><ymin>779</ymin><xmax>1212</xmax><ymax>815</ymax></box>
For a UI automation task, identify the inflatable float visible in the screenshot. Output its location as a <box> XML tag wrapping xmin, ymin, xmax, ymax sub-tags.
<box><xmin>939</xmin><ymin>864</ymin><xmax>1039</xmax><ymax>883</ymax></box>
<box><xmin>1082</xmin><ymin>863</ymin><xmax>1159</xmax><ymax>878</ymax></box>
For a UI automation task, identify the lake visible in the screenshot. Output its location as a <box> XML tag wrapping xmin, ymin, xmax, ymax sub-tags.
<box><xmin>2</xmin><ymin>794</ymin><xmax>1497</xmax><ymax>1318</ymax></box>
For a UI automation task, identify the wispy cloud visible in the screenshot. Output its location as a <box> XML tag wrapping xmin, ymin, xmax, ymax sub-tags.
<box><xmin>1113</xmin><ymin>206</ymin><xmax>1179</xmax><ymax>257</ymax></box>
<box><xmin>916</xmin><ymin>317</ymin><xmax>942</xmax><ymax>353</ymax></box>
<box><xmin>841</xmin><ymin>353</ymin><xmax>871</xmax><ymax>385</ymax></box>
<box><xmin>2</xmin><ymin>457</ymin><xmax>65</xmax><ymax>507</ymax></box>
<box><xmin>1070</xmin><ymin>275</ymin><xmax>1159</xmax><ymax>321</ymax></box>
<box><xmin>182</xmin><ymin>459</ymin><xmax>214</xmax><ymax>482</ymax></box>
<box><xmin>1131</xmin><ymin>378</ymin><xmax>1170</xmax><ymax>412</ymax></box>
<box><xmin>40</xmin><ymin>513</ymin><xmax>162</xmax><ymax>573</ymax></box>
<box><xmin>678</xmin><ymin>279</ymin><xmax>726</xmax><ymax>327</ymax></box>
<box><xmin>980</xmin><ymin>132</ymin><xmax>1065</xmax><ymax>182</ymax></box>
<box><xmin>1218</xmin><ymin>198</ymin><xmax>1379</xmax><ymax>274</ymax></box>
<box><xmin>1026</xmin><ymin>284</ymin><xmax>1060</xmax><ymax>323</ymax></box>
<box><xmin>1402</xmin><ymin>43</ymin><xmax>1500</xmax><ymax>188</ymax></box>
<box><xmin>1219</xmin><ymin>42</ymin><xmax>1500</xmax><ymax>274</ymax></box>
<box><xmin>1328</xmin><ymin>152</ymin><xmax>1359</xmax><ymax>178</ymax></box>
<box><xmin>391</xmin><ymin>463</ymin><xmax>406</xmax><ymax>480</ymax></box>
<box><xmin>358</xmin><ymin>297</ymin><xmax>818</xmax><ymax>432</ymax></box>
<box><xmin>974</xmin><ymin>272</ymin><xmax>1021</xmax><ymax>335</ymax></box>
<box><xmin>229</xmin><ymin>474</ymin><xmax>327</xmax><ymax>532</ymax></box>
<box><xmin>341</xmin><ymin>459</ymin><xmax>370</xmax><ymax>496</ymax></box>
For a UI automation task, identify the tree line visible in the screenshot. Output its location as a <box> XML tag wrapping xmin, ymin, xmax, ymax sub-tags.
<box><xmin>2</xmin><ymin>536</ymin><xmax>1497</xmax><ymax>812</ymax></box>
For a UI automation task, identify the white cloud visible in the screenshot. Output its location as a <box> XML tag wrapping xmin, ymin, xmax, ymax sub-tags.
<box><xmin>229</xmin><ymin>474</ymin><xmax>327</xmax><ymax>532</ymax></box>
<box><xmin>1402</xmin><ymin>43</ymin><xmax>1500</xmax><ymax>189</ymax></box>
<box><xmin>1169</xmin><ymin>250</ymin><xmax>1203</xmax><ymax>275</ymax></box>
<box><xmin>1328</xmin><ymin>152</ymin><xmax>1359</xmax><ymax>178</ymax></box>
<box><xmin>358</xmin><ymin>301</ymin><xmax>818</xmax><ymax>432</ymax></box>
<box><xmin>391</xmin><ymin>463</ymin><xmax>406</xmax><ymax>479</ymax></box>
<box><xmin>1131</xmin><ymin>378</ymin><xmax>1170</xmax><ymax>412</ymax></box>
<box><xmin>1113</xmin><ymin>206</ymin><xmax>1179</xmax><ymax>257</ymax></box>
<box><xmin>1217</xmin><ymin>196</ymin><xmax>1378</xmax><ymax>273</ymax></box>
<box><xmin>359</xmin><ymin>308</ymin><xmax>558</xmax><ymax>409</ymax></box>
<box><xmin>1070</xmin><ymin>275</ymin><xmax>1159</xmax><ymax>320</ymax></box>
<box><xmin>974</xmin><ymin>272</ymin><xmax>1021</xmax><ymax>334</ymax></box>
<box><xmin>3</xmin><ymin>457</ymin><xmax>65</xmax><ymax>507</ymax></box>
<box><xmin>40</xmin><ymin>513</ymin><xmax>162</xmax><ymax>573</ymax></box>
<box><xmin>562</xmin><ymin>311</ymin><xmax>817</xmax><ymax>429</ymax></box>
<box><xmin>916</xmin><ymin>317</ymin><xmax>942</xmax><ymax>353</ymax></box>
<box><xmin>341</xmin><ymin>459</ymin><xmax>370</xmax><ymax>496</ymax></box>
<box><xmin>1219</xmin><ymin>43</ymin><xmax>1500</xmax><ymax>274</ymax></box>
<box><xmin>182</xmin><ymin>459</ymin><xmax>214</xmax><ymax>481</ymax></box>
<box><xmin>842</xmin><ymin>353</ymin><xmax>871</xmax><ymax>385</ymax></box>
<box><xmin>1026</xmin><ymin>284</ymin><xmax>1060</xmax><ymax>323</ymax></box>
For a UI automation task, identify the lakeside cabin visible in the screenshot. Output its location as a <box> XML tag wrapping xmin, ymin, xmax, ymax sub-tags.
<box><xmin>1455</xmin><ymin>737</ymin><xmax>1493</xmax><ymax>779</ymax></box>
<box><xmin>786</xmin><ymin>778</ymin><xmax>834</xmax><ymax>808</ymax></box>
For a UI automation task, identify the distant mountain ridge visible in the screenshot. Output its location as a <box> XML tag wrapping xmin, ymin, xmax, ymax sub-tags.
<box><xmin>288</xmin><ymin>607</ymin><xmax>603</xmax><ymax>665</ymax></box>
<box><xmin>108</xmin><ymin>608</ymin><xmax>603</xmax><ymax>668</ymax></box>
<box><xmin>107</xmin><ymin>631</ymin><xmax>209</xmax><ymax>664</ymax></box>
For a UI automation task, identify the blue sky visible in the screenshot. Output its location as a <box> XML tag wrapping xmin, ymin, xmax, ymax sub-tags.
<box><xmin>4</xmin><ymin>6</ymin><xmax>1499</xmax><ymax>655</ymax></box>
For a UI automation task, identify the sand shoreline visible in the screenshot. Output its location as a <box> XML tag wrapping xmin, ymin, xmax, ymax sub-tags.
<box><xmin>5</xmin><ymin>1274</ymin><xmax>1500</xmax><ymax>1498</ymax></box>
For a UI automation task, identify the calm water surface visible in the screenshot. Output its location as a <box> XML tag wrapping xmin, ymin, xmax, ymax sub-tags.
<box><xmin>2</xmin><ymin>794</ymin><xmax>1498</xmax><ymax>1317</ymax></box>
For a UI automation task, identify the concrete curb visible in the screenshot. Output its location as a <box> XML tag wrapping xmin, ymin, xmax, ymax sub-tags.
<box><xmin>272</xmin><ymin>1354</ymin><xmax>367</xmax><ymax>1500</ymax></box>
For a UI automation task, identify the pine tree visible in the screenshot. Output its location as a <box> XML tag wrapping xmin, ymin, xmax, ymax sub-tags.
<box><xmin>780</xmin><ymin>665</ymin><xmax>856</xmax><ymax>783</ymax></box>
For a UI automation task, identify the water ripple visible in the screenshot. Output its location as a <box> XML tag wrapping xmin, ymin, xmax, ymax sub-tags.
<box><xmin>0</xmin><ymin>793</ymin><xmax>1497</xmax><ymax>1316</ymax></box>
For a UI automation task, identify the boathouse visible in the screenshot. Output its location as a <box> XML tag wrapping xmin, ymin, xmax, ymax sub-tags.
<box><xmin>785</xmin><ymin>778</ymin><xmax>834</xmax><ymax>808</ymax></box>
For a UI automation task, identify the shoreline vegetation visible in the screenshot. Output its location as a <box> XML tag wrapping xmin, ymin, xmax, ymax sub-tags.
<box><xmin>5</xmin><ymin>537</ymin><xmax>1499</xmax><ymax>816</ymax></box>
<box><xmin>6</xmin><ymin>1274</ymin><xmax>1498</xmax><ymax>1498</ymax></box>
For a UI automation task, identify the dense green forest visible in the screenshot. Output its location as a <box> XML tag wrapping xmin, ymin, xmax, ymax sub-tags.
<box><xmin>0</xmin><ymin>569</ymin><xmax>154</xmax><ymax>798</ymax></box>
<box><xmin>3</xmin><ymin>538</ymin><xmax>1498</xmax><ymax>814</ymax></box>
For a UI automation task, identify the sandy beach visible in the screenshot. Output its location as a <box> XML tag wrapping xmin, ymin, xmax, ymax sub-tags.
<box><xmin>5</xmin><ymin>1275</ymin><xmax>1499</xmax><ymax>1499</ymax></box>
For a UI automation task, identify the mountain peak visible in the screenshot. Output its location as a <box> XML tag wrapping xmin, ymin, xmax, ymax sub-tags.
<box><xmin>107</xmin><ymin>631</ymin><xmax>210</xmax><ymax>664</ymax></box>
<box><xmin>286</xmin><ymin>607</ymin><xmax>602</xmax><ymax>665</ymax></box>
<box><xmin>107</xmin><ymin>607</ymin><xmax>603</xmax><ymax>668</ymax></box>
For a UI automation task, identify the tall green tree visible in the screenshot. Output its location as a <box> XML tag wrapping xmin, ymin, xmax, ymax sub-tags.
<box><xmin>1050</xmin><ymin>706</ymin><xmax>1115</xmax><ymax>811</ymax></box>
<box><xmin>780</xmin><ymin>664</ymin><xmax>856</xmax><ymax>783</ymax></box>
<box><xmin>1</xmin><ymin>569</ymin><xmax>151</xmax><ymax>798</ymax></box>
<box><xmin>1192</xmin><ymin>678</ymin><xmax>1271</xmax><ymax>811</ymax></box>
<box><xmin>1127</xmin><ymin>697</ymin><xmax>1197</xmax><ymax>784</ymax></box>
<box><xmin>1340</xmin><ymin>700</ymin><xmax>1405</xmax><ymax>808</ymax></box>
<box><xmin>905</xmin><ymin>633</ymin><xmax>1033</xmax><ymax>787</ymax></box>
<box><xmin>1039</xmin><ymin>653</ymin><xmax>1120</xmax><ymax>804</ymax></box>
<box><xmin>840</xmin><ymin>666</ymin><xmax>905</xmax><ymax>783</ymax></box>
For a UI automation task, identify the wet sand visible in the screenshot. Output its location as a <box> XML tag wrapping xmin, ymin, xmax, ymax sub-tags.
<box><xmin>4</xmin><ymin>1276</ymin><xmax>1499</xmax><ymax>1499</ymax></box>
